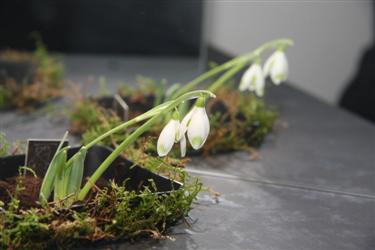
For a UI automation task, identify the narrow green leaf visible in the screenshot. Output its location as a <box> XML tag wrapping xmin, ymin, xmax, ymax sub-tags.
<box><xmin>39</xmin><ymin>146</ymin><xmax>69</xmax><ymax>203</ymax></box>
<box><xmin>165</xmin><ymin>83</ymin><xmax>180</xmax><ymax>98</ymax></box>
<box><xmin>62</xmin><ymin>161</ymin><xmax>72</xmax><ymax>198</ymax></box>
<box><xmin>154</xmin><ymin>79</ymin><xmax>167</xmax><ymax>106</ymax></box>
<box><xmin>67</xmin><ymin>147</ymin><xmax>87</xmax><ymax>198</ymax></box>
<box><xmin>39</xmin><ymin>131</ymin><xmax>69</xmax><ymax>203</ymax></box>
<box><xmin>53</xmin><ymin>149</ymin><xmax>68</xmax><ymax>201</ymax></box>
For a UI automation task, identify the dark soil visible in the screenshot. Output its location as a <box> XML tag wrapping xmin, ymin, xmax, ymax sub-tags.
<box><xmin>0</xmin><ymin>173</ymin><xmax>121</xmax><ymax>210</ymax></box>
<box><xmin>0</xmin><ymin>175</ymin><xmax>42</xmax><ymax>209</ymax></box>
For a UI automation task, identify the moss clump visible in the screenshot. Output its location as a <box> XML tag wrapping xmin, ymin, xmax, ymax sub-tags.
<box><xmin>0</xmin><ymin>133</ymin><xmax>25</xmax><ymax>157</ymax></box>
<box><xmin>0</xmin><ymin>38</ymin><xmax>64</xmax><ymax>111</ymax></box>
<box><xmin>117</xmin><ymin>75</ymin><xmax>167</xmax><ymax>107</ymax></box>
<box><xmin>69</xmin><ymin>99</ymin><xmax>123</xmax><ymax>136</ymax></box>
<box><xmin>201</xmin><ymin>87</ymin><xmax>278</xmax><ymax>154</ymax></box>
<box><xmin>67</xmin><ymin>75</ymin><xmax>167</xmax><ymax>136</ymax></box>
<box><xmin>0</xmin><ymin>153</ymin><xmax>201</xmax><ymax>249</ymax></box>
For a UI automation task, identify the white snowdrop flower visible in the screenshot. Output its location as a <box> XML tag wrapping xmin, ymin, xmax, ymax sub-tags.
<box><xmin>178</xmin><ymin>107</ymin><xmax>196</xmax><ymax>157</ymax></box>
<box><xmin>180</xmin><ymin>97</ymin><xmax>210</xmax><ymax>151</ymax></box>
<box><xmin>157</xmin><ymin>118</ymin><xmax>180</xmax><ymax>157</ymax></box>
<box><xmin>239</xmin><ymin>67</ymin><xmax>253</xmax><ymax>91</ymax></box>
<box><xmin>263</xmin><ymin>50</ymin><xmax>289</xmax><ymax>85</ymax></box>
<box><xmin>186</xmin><ymin>107</ymin><xmax>210</xmax><ymax>150</ymax></box>
<box><xmin>179</xmin><ymin>107</ymin><xmax>196</xmax><ymax>136</ymax></box>
<box><xmin>239</xmin><ymin>63</ymin><xmax>265</xmax><ymax>97</ymax></box>
<box><xmin>157</xmin><ymin>97</ymin><xmax>211</xmax><ymax>157</ymax></box>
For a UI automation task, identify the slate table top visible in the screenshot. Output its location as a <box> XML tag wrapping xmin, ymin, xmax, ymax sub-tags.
<box><xmin>0</xmin><ymin>55</ymin><xmax>374</xmax><ymax>250</ymax></box>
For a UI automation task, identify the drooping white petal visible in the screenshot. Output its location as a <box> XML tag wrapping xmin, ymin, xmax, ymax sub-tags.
<box><xmin>270</xmin><ymin>51</ymin><xmax>288</xmax><ymax>85</ymax></box>
<box><xmin>247</xmin><ymin>64</ymin><xmax>265</xmax><ymax>96</ymax></box>
<box><xmin>157</xmin><ymin>119</ymin><xmax>178</xmax><ymax>156</ymax></box>
<box><xmin>255</xmin><ymin>79</ymin><xmax>265</xmax><ymax>97</ymax></box>
<box><xmin>179</xmin><ymin>107</ymin><xmax>196</xmax><ymax>136</ymax></box>
<box><xmin>173</xmin><ymin>120</ymin><xmax>181</xmax><ymax>143</ymax></box>
<box><xmin>187</xmin><ymin>107</ymin><xmax>210</xmax><ymax>150</ymax></box>
<box><xmin>263</xmin><ymin>52</ymin><xmax>276</xmax><ymax>77</ymax></box>
<box><xmin>239</xmin><ymin>66</ymin><xmax>253</xmax><ymax>91</ymax></box>
<box><xmin>180</xmin><ymin>134</ymin><xmax>187</xmax><ymax>157</ymax></box>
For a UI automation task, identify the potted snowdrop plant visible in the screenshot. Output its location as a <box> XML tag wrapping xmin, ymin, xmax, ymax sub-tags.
<box><xmin>0</xmin><ymin>90</ymin><xmax>214</xmax><ymax>249</ymax></box>
<box><xmin>70</xmin><ymin>38</ymin><xmax>292</xmax><ymax>156</ymax></box>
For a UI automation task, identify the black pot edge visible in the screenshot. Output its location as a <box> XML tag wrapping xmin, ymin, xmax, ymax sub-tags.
<box><xmin>0</xmin><ymin>145</ymin><xmax>182</xmax><ymax>194</ymax></box>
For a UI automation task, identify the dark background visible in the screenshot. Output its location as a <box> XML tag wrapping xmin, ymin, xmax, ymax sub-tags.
<box><xmin>0</xmin><ymin>0</ymin><xmax>203</xmax><ymax>56</ymax></box>
<box><xmin>0</xmin><ymin>0</ymin><xmax>374</xmax><ymax>122</ymax></box>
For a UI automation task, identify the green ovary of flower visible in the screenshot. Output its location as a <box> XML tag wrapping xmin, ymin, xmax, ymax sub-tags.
<box><xmin>157</xmin><ymin>144</ymin><xmax>167</xmax><ymax>154</ymax></box>
<box><xmin>275</xmin><ymin>73</ymin><xmax>286</xmax><ymax>81</ymax></box>
<box><xmin>191</xmin><ymin>137</ymin><xmax>203</xmax><ymax>147</ymax></box>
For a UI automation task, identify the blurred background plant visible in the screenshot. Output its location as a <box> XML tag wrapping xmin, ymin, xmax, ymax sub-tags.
<box><xmin>67</xmin><ymin>76</ymin><xmax>277</xmax><ymax>157</ymax></box>
<box><xmin>0</xmin><ymin>34</ymin><xmax>64</xmax><ymax>111</ymax></box>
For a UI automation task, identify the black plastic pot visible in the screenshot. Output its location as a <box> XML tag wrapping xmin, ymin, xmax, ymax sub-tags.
<box><xmin>0</xmin><ymin>59</ymin><xmax>35</xmax><ymax>84</ymax></box>
<box><xmin>0</xmin><ymin>145</ymin><xmax>181</xmax><ymax>193</ymax></box>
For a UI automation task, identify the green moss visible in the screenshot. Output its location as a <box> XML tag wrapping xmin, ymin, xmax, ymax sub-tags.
<box><xmin>0</xmin><ymin>133</ymin><xmax>11</xmax><ymax>157</ymax></box>
<box><xmin>69</xmin><ymin>100</ymin><xmax>123</xmax><ymax>136</ymax></box>
<box><xmin>0</xmin><ymin>37</ymin><xmax>64</xmax><ymax>111</ymax></box>
<box><xmin>204</xmin><ymin>89</ymin><xmax>278</xmax><ymax>153</ymax></box>
<box><xmin>70</xmin><ymin>78</ymin><xmax>278</xmax><ymax>156</ymax></box>
<box><xmin>0</xmin><ymin>86</ymin><xmax>12</xmax><ymax>108</ymax></box>
<box><xmin>0</xmin><ymin>154</ymin><xmax>201</xmax><ymax>249</ymax></box>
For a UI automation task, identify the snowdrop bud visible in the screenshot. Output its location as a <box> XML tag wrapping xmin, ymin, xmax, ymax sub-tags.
<box><xmin>263</xmin><ymin>50</ymin><xmax>289</xmax><ymax>85</ymax></box>
<box><xmin>187</xmin><ymin>98</ymin><xmax>210</xmax><ymax>150</ymax></box>
<box><xmin>157</xmin><ymin>118</ymin><xmax>180</xmax><ymax>157</ymax></box>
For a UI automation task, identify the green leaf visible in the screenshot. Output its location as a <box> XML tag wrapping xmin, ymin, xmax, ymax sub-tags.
<box><xmin>39</xmin><ymin>132</ymin><xmax>69</xmax><ymax>203</ymax></box>
<box><xmin>62</xmin><ymin>161</ymin><xmax>72</xmax><ymax>198</ymax></box>
<box><xmin>165</xmin><ymin>83</ymin><xmax>180</xmax><ymax>98</ymax></box>
<box><xmin>53</xmin><ymin>149</ymin><xmax>68</xmax><ymax>201</ymax></box>
<box><xmin>154</xmin><ymin>78</ymin><xmax>167</xmax><ymax>106</ymax></box>
<box><xmin>66</xmin><ymin>147</ymin><xmax>87</xmax><ymax>198</ymax></box>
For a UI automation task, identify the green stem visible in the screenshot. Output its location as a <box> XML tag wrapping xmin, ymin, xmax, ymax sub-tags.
<box><xmin>84</xmin><ymin>100</ymin><xmax>173</xmax><ymax>149</ymax></box>
<box><xmin>208</xmin><ymin>59</ymin><xmax>247</xmax><ymax>93</ymax></box>
<box><xmin>171</xmin><ymin>38</ymin><xmax>293</xmax><ymax>98</ymax></box>
<box><xmin>77</xmin><ymin>90</ymin><xmax>214</xmax><ymax>200</ymax></box>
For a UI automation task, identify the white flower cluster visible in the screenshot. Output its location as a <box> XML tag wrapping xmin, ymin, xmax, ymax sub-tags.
<box><xmin>157</xmin><ymin>99</ymin><xmax>210</xmax><ymax>157</ymax></box>
<box><xmin>239</xmin><ymin>50</ymin><xmax>289</xmax><ymax>97</ymax></box>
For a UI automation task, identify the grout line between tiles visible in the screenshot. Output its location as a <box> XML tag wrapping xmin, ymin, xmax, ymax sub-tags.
<box><xmin>186</xmin><ymin>168</ymin><xmax>375</xmax><ymax>200</ymax></box>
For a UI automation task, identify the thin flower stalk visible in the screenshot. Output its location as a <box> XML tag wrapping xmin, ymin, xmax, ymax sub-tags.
<box><xmin>77</xmin><ymin>90</ymin><xmax>215</xmax><ymax>201</ymax></box>
<box><xmin>170</xmin><ymin>38</ymin><xmax>293</xmax><ymax>99</ymax></box>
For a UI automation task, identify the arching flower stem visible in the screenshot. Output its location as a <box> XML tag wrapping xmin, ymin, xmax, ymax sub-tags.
<box><xmin>170</xmin><ymin>38</ymin><xmax>293</xmax><ymax>99</ymax></box>
<box><xmin>77</xmin><ymin>90</ymin><xmax>215</xmax><ymax>201</ymax></box>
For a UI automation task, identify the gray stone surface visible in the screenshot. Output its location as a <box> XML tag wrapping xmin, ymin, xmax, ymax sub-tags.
<box><xmin>87</xmin><ymin>175</ymin><xmax>375</xmax><ymax>250</ymax></box>
<box><xmin>188</xmin><ymin>84</ymin><xmax>375</xmax><ymax>197</ymax></box>
<box><xmin>0</xmin><ymin>56</ymin><xmax>374</xmax><ymax>250</ymax></box>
